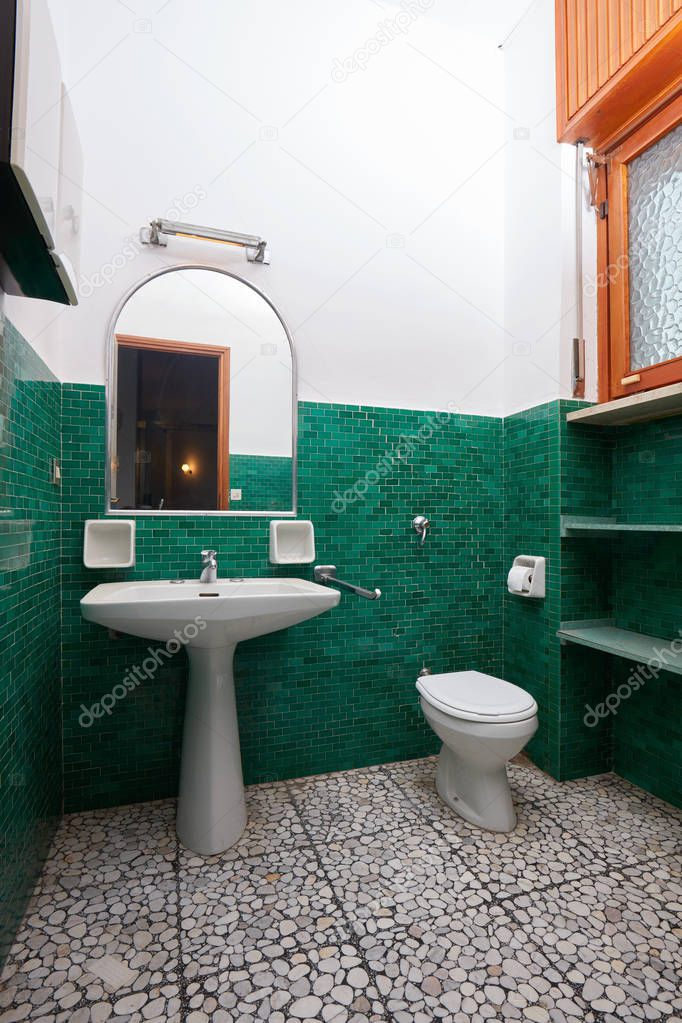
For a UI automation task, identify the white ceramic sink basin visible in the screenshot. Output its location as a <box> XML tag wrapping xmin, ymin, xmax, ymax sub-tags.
<box><xmin>81</xmin><ymin>578</ymin><xmax>340</xmax><ymax>646</ymax></box>
<box><xmin>80</xmin><ymin>577</ymin><xmax>340</xmax><ymax>856</ymax></box>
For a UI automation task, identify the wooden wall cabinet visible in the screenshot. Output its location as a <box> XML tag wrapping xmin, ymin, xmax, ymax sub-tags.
<box><xmin>555</xmin><ymin>1</ymin><xmax>682</xmax><ymax>150</ymax></box>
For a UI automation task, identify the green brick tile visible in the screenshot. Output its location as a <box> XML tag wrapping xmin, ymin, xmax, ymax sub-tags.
<box><xmin>560</xmin><ymin>406</ymin><xmax>682</xmax><ymax>799</ymax></box>
<box><xmin>501</xmin><ymin>397</ymin><xmax>682</xmax><ymax>801</ymax></box>
<box><xmin>503</xmin><ymin>402</ymin><xmax>563</xmax><ymax>776</ymax></box>
<box><xmin>0</xmin><ymin>315</ymin><xmax>62</xmax><ymax>965</ymax></box>
<box><xmin>4</xmin><ymin>322</ymin><xmax>682</xmax><ymax>972</ymax></box>
<box><xmin>224</xmin><ymin>453</ymin><xmax>292</xmax><ymax>511</ymax></box>
<box><xmin>41</xmin><ymin>379</ymin><xmax>682</xmax><ymax>822</ymax></box>
<box><xmin>61</xmin><ymin>388</ymin><xmax>505</xmax><ymax>811</ymax></box>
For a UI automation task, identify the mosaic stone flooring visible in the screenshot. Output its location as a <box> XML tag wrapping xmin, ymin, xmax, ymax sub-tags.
<box><xmin>1</xmin><ymin>756</ymin><xmax>681</xmax><ymax>1023</ymax></box>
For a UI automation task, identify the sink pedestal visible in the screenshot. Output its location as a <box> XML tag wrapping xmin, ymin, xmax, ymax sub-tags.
<box><xmin>176</xmin><ymin>644</ymin><xmax>247</xmax><ymax>855</ymax></box>
<box><xmin>80</xmin><ymin>578</ymin><xmax>341</xmax><ymax>856</ymax></box>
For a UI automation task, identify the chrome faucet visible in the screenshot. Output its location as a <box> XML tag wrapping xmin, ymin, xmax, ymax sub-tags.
<box><xmin>412</xmin><ymin>515</ymin><xmax>430</xmax><ymax>545</ymax></box>
<box><xmin>200</xmin><ymin>549</ymin><xmax>218</xmax><ymax>583</ymax></box>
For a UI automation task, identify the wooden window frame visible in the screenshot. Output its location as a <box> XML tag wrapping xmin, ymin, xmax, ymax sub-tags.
<box><xmin>116</xmin><ymin>334</ymin><xmax>230</xmax><ymax>509</ymax></box>
<box><xmin>598</xmin><ymin>94</ymin><xmax>682</xmax><ymax>401</ymax></box>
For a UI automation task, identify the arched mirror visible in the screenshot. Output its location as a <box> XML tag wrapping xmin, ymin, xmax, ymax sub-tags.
<box><xmin>106</xmin><ymin>266</ymin><xmax>296</xmax><ymax>514</ymax></box>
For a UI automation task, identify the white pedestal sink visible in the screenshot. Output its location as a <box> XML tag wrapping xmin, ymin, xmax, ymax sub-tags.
<box><xmin>80</xmin><ymin>578</ymin><xmax>340</xmax><ymax>854</ymax></box>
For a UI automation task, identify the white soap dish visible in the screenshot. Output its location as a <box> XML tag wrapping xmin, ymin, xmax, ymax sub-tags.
<box><xmin>269</xmin><ymin>520</ymin><xmax>315</xmax><ymax>564</ymax></box>
<box><xmin>84</xmin><ymin>519</ymin><xmax>136</xmax><ymax>568</ymax></box>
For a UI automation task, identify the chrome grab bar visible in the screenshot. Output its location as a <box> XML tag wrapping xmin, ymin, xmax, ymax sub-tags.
<box><xmin>314</xmin><ymin>565</ymin><xmax>381</xmax><ymax>600</ymax></box>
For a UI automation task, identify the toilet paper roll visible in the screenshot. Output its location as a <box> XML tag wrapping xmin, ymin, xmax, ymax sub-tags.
<box><xmin>507</xmin><ymin>565</ymin><xmax>533</xmax><ymax>594</ymax></box>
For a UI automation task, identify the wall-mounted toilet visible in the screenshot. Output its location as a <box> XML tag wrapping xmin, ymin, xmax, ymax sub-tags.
<box><xmin>417</xmin><ymin>670</ymin><xmax>538</xmax><ymax>833</ymax></box>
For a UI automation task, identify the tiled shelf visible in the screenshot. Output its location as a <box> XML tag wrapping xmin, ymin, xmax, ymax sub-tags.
<box><xmin>566</xmin><ymin>383</ymin><xmax>682</xmax><ymax>426</ymax></box>
<box><xmin>561</xmin><ymin>516</ymin><xmax>682</xmax><ymax>537</ymax></box>
<box><xmin>557</xmin><ymin>620</ymin><xmax>682</xmax><ymax>675</ymax></box>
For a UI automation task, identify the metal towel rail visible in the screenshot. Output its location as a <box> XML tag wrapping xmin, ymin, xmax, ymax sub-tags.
<box><xmin>314</xmin><ymin>565</ymin><xmax>381</xmax><ymax>600</ymax></box>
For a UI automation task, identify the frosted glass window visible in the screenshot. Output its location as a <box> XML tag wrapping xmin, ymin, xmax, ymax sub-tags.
<box><xmin>628</xmin><ymin>122</ymin><xmax>682</xmax><ymax>371</ymax></box>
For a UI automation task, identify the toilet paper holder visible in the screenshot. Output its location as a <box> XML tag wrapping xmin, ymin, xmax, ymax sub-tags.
<box><xmin>507</xmin><ymin>555</ymin><xmax>545</xmax><ymax>598</ymax></box>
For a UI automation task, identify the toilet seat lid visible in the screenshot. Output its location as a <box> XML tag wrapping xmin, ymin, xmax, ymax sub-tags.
<box><xmin>416</xmin><ymin>670</ymin><xmax>537</xmax><ymax>723</ymax></box>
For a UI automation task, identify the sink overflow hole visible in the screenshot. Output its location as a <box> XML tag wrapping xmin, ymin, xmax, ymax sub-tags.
<box><xmin>199</xmin><ymin>592</ymin><xmax>220</xmax><ymax>597</ymax></box>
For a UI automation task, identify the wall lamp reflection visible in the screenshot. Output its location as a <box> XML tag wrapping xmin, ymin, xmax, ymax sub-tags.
<box><xmin>180</xmin><ymin>463</ymin><xmax>193</xmax><ymax>476</ymax></box>
<box><xmin>140</xmin><ymin>219</ymin><xmax>270</xmax><ymax>263</ymax></box>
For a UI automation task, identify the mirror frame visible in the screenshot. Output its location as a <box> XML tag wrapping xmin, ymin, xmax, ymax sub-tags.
<box><xmin>105</xmin><ymin>264</ymin><xmax>297</xmax><ymax>516</ymax></box>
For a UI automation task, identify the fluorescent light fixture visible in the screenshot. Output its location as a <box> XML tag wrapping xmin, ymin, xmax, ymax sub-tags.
<box><xmin>140</xmin><ymin>219</ymin><xmax>270</xmax><ymax>263</ymax></box>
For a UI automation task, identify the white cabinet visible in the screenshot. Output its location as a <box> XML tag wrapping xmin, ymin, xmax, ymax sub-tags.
<box><xmin>56</xmin><ymin>88</ymin><xmax>83</xmax><ymax>282</ymax></box>
<box><xmin>10</xmin><ymin>0</ymin><xmax>63</xmax><ymax>248</ymax></box>
<box><xmin>0</xmin><ymin>0</ymin><xmax>80</xmax><ymax>305</ymax></box>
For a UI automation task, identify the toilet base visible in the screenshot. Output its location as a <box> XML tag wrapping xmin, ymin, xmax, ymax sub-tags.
<box><xmin>435</xmin><ymin>743</ymin><xmax>517</xmax><ymax>833</ymax></box>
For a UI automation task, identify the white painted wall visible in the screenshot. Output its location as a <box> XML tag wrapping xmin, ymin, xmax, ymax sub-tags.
<box><xmin>0</xmin><ymin>289</ymin><xmax>60</xmax><ymax>378</ymax></box>
<box><xmin>30</xmin><ymin>0</ymin><xmax>533</xmax><ymax>416</ymax></box>
<box><xmin>5</xmin><ymin>0</ymin><xmax>596</xmax><ymax>417</ymax></box>
<box><xmin>502</xmin><ymin>0</ymin><xmax>597</xmax><ymax>415</ymax></box>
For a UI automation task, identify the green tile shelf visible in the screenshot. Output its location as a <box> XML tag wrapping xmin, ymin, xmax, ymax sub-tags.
<box><xmin>566</xmin><ymin>383</ymin><xmax>682</xmax><ymax>426</ymax></box>
<box><xmin>557</xmin><ymin>620</ymin><xmax>682</xmax><ymax>675</ymax></box>
<box><xmin>561</xmin><ymin>516</ymin><xmax>682</xmax><ymax>537</ymax></box>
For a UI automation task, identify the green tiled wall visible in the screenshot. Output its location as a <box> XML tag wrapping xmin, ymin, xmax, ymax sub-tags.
<box><xmin>608</xmin><ymin>420</ymin><xmax>682</xmax><ymax>805</ymax></box>
<box><xmin>612</xmin><ymin>418</ymin><xmax>682</xmax><ymax>523</ymax></box>
<box><xmin>501</xmin><ymin>399</ymin><xmax>681</xmax><ymax>790</ymax></box>
<box><xmin>62</xmin><ymin>388</ymin><xmax>504</xmax><ymax>811</ymax></box>
<box><xmin>558</xmin><ymin>406</ymin><xmax>615</xmax><ymax>779</ymax></box>
<box><xmin>0</xmin><ymin>316</ymin><xmax>62</xmax><ymax>964</ymax></box>
<box><xmin>609</xmin><ymin>659</ymin><xmax>680</xmax><ymax>806</ymax></box>
<box><xmin>229</xmin><ymin>453</ymin><xmax>292</xmax><ymax>511</ymax></box>
<box><xmin>503</xmin><ymin>402</ymin><xmax>561</xmax><ymax>775</ymax></box>
<box><xmin>62</xmin><ymin>390</ymin><xmax>681</xmax><ymax>809</ymax></box>
<box><xmin>560</xmin><ymin>412</ymin><xmax>682</xmax><ymax>805</ymax></box>
<box><xmin>6</xmin><ymin>356</ymin><xmax>680</xmax><ymax>974</ymax></box>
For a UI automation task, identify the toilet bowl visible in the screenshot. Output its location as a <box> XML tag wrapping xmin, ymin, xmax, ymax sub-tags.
<box><xmin>417</xmin><ymin>670</ymin><xmax>538</xmax><ymax>833</ymax></box>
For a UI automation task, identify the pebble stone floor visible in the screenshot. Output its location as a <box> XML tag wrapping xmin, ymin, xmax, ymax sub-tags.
<box><xmin>1</xmin><ymin>755</ymin><xmax>681</xmax><ymax>1023</ymax></box>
